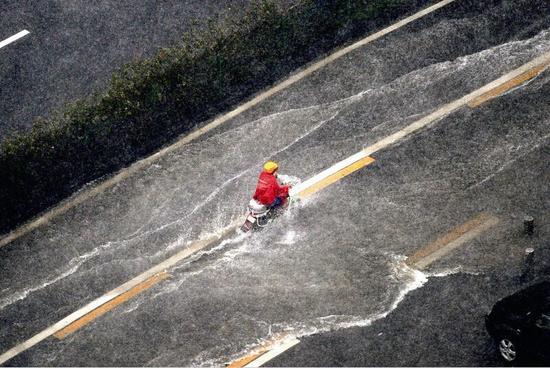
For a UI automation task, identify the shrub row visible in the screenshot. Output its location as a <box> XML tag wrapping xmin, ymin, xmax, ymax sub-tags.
<box><xmin>0</xmin><ymin>0</ymin><xmax>431</xmax><ymax>234</ymax></box>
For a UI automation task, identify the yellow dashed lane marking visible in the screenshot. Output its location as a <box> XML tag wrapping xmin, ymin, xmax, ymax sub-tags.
<box><xmin>53</xmin><ymin>272</ymin><xmax>169</xmax><ymax>339</ymax></box>
<box><xmin>227</xmin><ymin>334</ymin><xmax>300</xmax><ymax>368</ymax></box>
<box><xmin>297</xmin><ymin>156</ymin><xmax>375</xmax><ymax>199</ymax></box>
<box><xmin>406</xmin><ymin>213</ymin><xmax>499</xmax><ymax>269</ymax></box>
<box><xmin>0</xmin><ymin>0</ymin><xmax>457</xmax><ymax>249</ymax></box>
<box><xmin>227</xmin><ymin>352</ymin><xmax>267</xmax><ymax>368</ymax></box>
<box><xmin>5</xmin><ymin>50</ymin><xmax>550</xmax><ymax>367</ymax></box>
<box><xmin>468</xmin><ymin>64</ymin><xmax>549</xmax><ymax>107</ymax></box>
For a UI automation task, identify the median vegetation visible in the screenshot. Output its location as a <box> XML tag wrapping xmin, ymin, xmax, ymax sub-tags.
<box><xmin>0</xmin><ymin>0</ymin><xmax>430</xmax><ymax>234</ymax></box>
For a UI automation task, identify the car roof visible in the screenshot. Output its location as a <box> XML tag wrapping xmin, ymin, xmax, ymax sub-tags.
<box><xmin>498</xmin><ymin>281</ymin><xmax>550</xmax><ymax>313</ymax></box>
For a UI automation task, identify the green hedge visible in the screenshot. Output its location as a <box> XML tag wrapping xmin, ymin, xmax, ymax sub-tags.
<box><xmin>0</xmin><ymin>0</ymin><xmax>431</xmax><ymax>234</ymax></box>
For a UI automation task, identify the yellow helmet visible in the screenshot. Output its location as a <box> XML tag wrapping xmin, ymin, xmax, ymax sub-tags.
<box><xmin>263</xmin><ymin>161</ymin><xmax>278</xmax><ymax>174</ymax></box>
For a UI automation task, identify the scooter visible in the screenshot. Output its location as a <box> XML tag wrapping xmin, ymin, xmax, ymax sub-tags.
<box><xmin>239</xmin><ymin>174</ymin><xmax>300</xmax><ymax>233</ymax></box>
<box><xmin>239</xmin><ymin>198</ymin><xmax>275</xmax><ymax>233</ymax></box>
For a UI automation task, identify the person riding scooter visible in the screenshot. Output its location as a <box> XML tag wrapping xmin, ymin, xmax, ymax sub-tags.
<box><xmin>239</xmin><ymin>161</ymin><xmax>295</xmax><ymax>233</ymax></box>
<box><xmin>253</xmin><ymin>161</ymin><xmax>289</xmax><ymax>209</ymax></box>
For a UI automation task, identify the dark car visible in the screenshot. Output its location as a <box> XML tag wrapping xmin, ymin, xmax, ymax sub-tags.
<box><xmin>485</xmin><ymin>281</ymin><xmax>550</xmax><ymax>364</ymax></box>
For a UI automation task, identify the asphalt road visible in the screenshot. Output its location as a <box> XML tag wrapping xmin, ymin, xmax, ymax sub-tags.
<box><xmin>1</xmin><ymin>0</ymin><xmax>549</xmax><ymax>366</ymax></box>
<box><xmin>272</xmin><ymin>76</ymin><xmax>550</xmax><ymax>367</ymax></box>
<box><xmin>0</xmin><ymin>0</ymin><xmax>254</xmax><ymax>139</ymax></box>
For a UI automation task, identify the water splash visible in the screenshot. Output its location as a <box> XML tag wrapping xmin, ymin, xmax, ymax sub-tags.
<box><xmin>468</xmin><ymin>133</ymin><xmax>550</xmax><ymax>190</ymax></box>
<box><xmin>0</xmin><ymin>241</ymin><xmax>114</xmax><ymax>310</ymax></box>
<box><xmin>209</xmin><ymin>255</ymin><xmax>428</xmax><ymax>367</ymax></box>
<box><xmin>276</xmin><ymin>231</ymin><xmax>297</xmax><ymax>245</ymax></box>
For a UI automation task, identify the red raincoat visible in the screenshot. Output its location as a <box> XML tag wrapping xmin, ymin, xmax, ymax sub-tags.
<box><xmin>253</xmin><ymin>171</ymin><xmax>289</xmax><ymax>206</ymax></box>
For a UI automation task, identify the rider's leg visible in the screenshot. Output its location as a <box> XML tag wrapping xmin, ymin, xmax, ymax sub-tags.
<box><xmin>269</xmin><ymin>197</ymin><xmax>283</xmax><ymax>208</ymax></box>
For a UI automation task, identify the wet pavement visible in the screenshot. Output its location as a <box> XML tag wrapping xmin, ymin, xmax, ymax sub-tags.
<box><xmin>0</xmin><ymin>0</ymin><xmax>255</xmax><ymax>139</ymax></box>
<box><xmin>1</xmin><ymin>0</ymin><xmax>549</xmax><ymax>366</ymax></box>
<box><xmin>272</xmin><ymin>78</ymin><xmax>550</xmax><ymax>367</ymax></box>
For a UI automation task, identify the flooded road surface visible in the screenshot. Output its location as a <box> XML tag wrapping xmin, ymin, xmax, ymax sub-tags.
<box><xmin>1</xmin><ymin>0</ymin><xmax>549</xmax><ymax>365</ymax></box>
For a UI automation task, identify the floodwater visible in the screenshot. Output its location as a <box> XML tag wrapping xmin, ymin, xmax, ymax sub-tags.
<box><xmin>1</xmin><ymin>0</ymin><xmax>549</xmax><ymax>365</ymax></box>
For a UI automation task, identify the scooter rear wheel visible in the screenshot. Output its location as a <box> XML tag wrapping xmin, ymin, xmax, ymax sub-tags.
<box><xmin>240</xmin><ymin>219</ymin><xmax>254</xmax><ymax>232</ymax></box>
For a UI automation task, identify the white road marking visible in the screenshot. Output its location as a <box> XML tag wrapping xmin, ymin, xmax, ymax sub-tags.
<box><xmin>0</xmin><ymin>30</ymin><xmax>30</xmax><ymax>49</ymax></box>
<box><xmin>291</xmin><ymin>51</ymin><xmax>550</xmax><ymax>197</ymax></box>
<box><xmin>2</xmin><ymin>51</ymin><xmax>549</xmax><ymax>365</ymax></box>
<box><xmin>0</xmin><ymin>0</ymin><xmax>457</xmax><ymax>248</ymax></box>
<box><xmin>244</xmin><ymin>337</ymin><xmax>301</xmax><ymax>367</ymax></box>
<box><xmin>0</xmin><ymin>221</ymin><xmax>240</xmax><ymax>365</ymax></box>
<box><xmin>414</xmin><ymin>217</ymin><xmax>499</xmax><ymax>269</ymax></box>
<box><xmin>412</xmin><ymin>215</ymin><xmax>500</xmax><ymax>269</ymax></box>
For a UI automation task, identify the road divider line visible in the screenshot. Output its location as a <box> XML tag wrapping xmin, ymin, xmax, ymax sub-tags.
<box><xmin>0</xmin><ymin>222</ymin><xmax>240</xmax><ymax>365</ymax></box>
<box><xmin>291</xmin><ymin>51</ymin><xmax>550</xmax><ymax>198</ymax></box>
<box><xmin>228</xmin><ymin>336</ymin><xmax>300</xmax><ymax>368</ymax></box>
<box><xmin>3</xmin><ymin>50</ymin><xmax>549</xmax><ymax>366</ymax></box>
<box><xmin>297</xmin><ymin>156</ymin><xmax>375</xmax><ymax>199</ymax></box>
<box><xmin>468</xmin><ymin>63</ymin><xmax>550</xmax><ymax>107</ymax></box>
<box><xmin>244</xmin><ymin>337</ymin><xmax>300</xmax><ymax>367</ymax></box>
<box><xmin>406</xmin><ymin>213</ymin><xmax>499</xmax><ymax>269</ymax></box>
<box><xmin>53</xmin><ymin>272</ymin><xmax>170</xmax><ymax>339</ymax></box>
<box><xmin>0</xmin><ymin>159</ymin><xmax>371</xmax><ymax>362</ymax></box>
<box><xmin>227</xmin><ymin>352</ymin><xmax>266</xmax><ymax>368</ymax></box>
<box><xmin>0</xmin><ymin>30</ymin><xmax>30</xmax><ymax>49</ymax></box>
<box><xmin>0</xmin><ymin>0</ymin><xmax>457</xmax><ymax>248</ymax></box>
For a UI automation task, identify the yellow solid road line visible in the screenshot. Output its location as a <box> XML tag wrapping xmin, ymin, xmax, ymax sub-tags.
<box><xmin>468</xmin><ymin>64</ymin><xmax>549</xmax><ymax>107</ymax></box>
<box><xmin>0</xmin><ymin>0</ymin><xmax>457</xmax><ymax>248</ymax></box>
<box><xmin>406</xmin><ymin>213</ymin><xmax>499</xmax><ymax>269</ymax></box>
<box><xmin>297</xmin><ymin>156</ymin><xmax>376</xmax><ymax>199</ymax></box>
<box><xmin>53</xmin><ymin>272</ymin><xmax>169</xmax><ymax>339</ymax></box>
